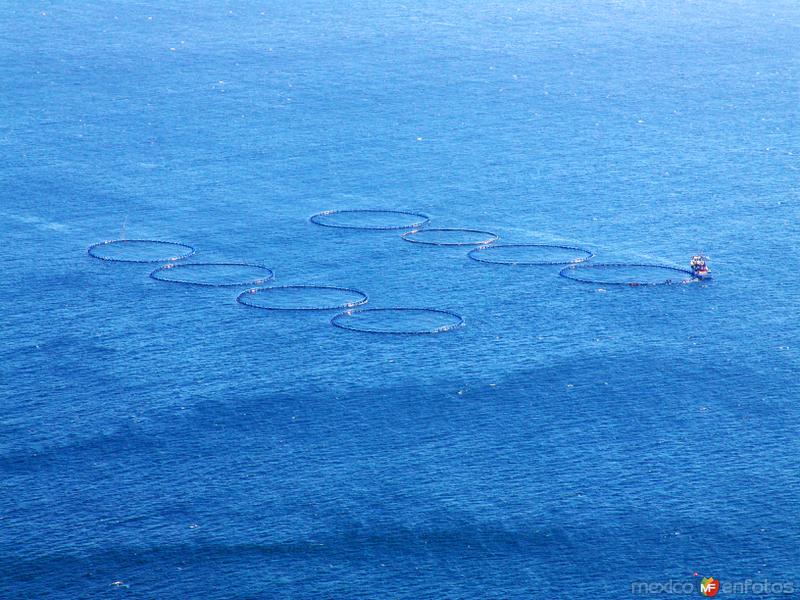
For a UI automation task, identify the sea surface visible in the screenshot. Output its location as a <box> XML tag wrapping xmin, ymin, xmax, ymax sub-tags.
<box><xmin>1</xmin><ymin>1</ymin><xmax>799</xmax><ymax>598</ymax></box>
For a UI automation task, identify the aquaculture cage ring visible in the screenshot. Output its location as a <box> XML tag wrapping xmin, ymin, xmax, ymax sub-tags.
<box><xmin>149</xmin><ymin>262</ymin><xmax>275</xmax><ymax>288</ymax></box>
<box><xmin>87</xmin><ymin>239</ymin><xmax>196</xmax><ymax>263</ymax></box>
<box><xmin>330</xmin><ymin>307</ymin><xmax>465</xmax><ymax>335</ymax></box>
<box><xmin>309</xmin><ymin>209</ymin><xmax>431</xmax><ymax>231</ymax></box>
<box><xmin>236</xmin><ymin>285</ymin><xmax>369</xmax><ymax>311</ymax></box>
<box><xmin>400</xmin><ymin>228</ymin><xmax>500</xmax><ymax>247</ymax></box>
<box><xmin>468</xmin><ymin>243</ymin><xmax>594</xmax><ymax>266</ymax></box>
<box><xmin>559</xmin><ymin>263</ymin><xmax>699</xmax><ymax>287</ymax></box>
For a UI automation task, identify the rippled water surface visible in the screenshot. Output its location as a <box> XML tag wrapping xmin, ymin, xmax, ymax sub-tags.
<box><xmin>1</xmin><ymin>1</ymin><xmax>798</xmax><ymax>598</ymax></box>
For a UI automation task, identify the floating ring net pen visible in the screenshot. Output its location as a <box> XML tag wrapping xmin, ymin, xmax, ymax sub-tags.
<box><xmin>331</xmin><ymin>307</ymin><xmax>465</xmax><ymax>335</ymax></box>
<box><xmin>401</xmin><ymin>228</ymin><xmax>499</xmax><ymax>247</ymax></box>
<box><xmin>559</xmin><ymin>263</ymin><xmax>698</xmax><ymax>286</ymax></box>
<box><xmin>237</xmin><ymin>285</ymin><xmax>368</xmax><ymax>311</ymax></box>
<box><xmin>468</xmin><ymin>243</ymin><xmax>593</xmax><ymax>265</ymax></box>
<box><xmin>150</xmin><ymin>262</ymin><xmax>275</xmax><ymax>287</ymax></box>
<box><xmin>309</xmin><ymin>209</ymin><xmax>430</xmax><ymax>230</ymax></box>
<box><xmin>87</xmin><ymin>239</ymin><xmax>196</xmax><ymax>263</ymax></box>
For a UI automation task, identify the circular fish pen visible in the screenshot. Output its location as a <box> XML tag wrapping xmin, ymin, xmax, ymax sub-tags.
<box><xmin>309</xmin><ymin>209</ymin><xmax>430</xmax><ymax>231</ymax></box>
<box><xmin>237</xmin><ymin>285</ymin><xmax>368</xmax><ymax>311</ymax></box>
<box><xmin>331</xmin><ymin>307</ymin><xmax>465</xmax><ymax>335</ymax></box>
<box><xmin>559</xmin><ymin>263</ymin><xmax>698</xmax><ymax>286</ymax></box>
<box><xmin>468</xmin><ymin>243</ymin><xmax>593</xmax><ymax>265</ymax></box>
<box><xmin>87</xmin><ymin>239</ymin><xmax>196</xmax><ymax>263</ymax></box>
<box><xmin>400</xmin><ymin>228</ymin><xmax>499</xmax><ymax>247</ymax></box>
<box><xmin>150</xmin><ymin>262</ymin><xmax>275</xmax><ymax>288</ymax></box>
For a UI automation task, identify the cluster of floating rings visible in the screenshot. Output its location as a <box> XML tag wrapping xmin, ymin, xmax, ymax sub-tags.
<box><xmin>237</xmin><ymin>285</ymin><xmax>368</xmax><ymax>311</ymax></box>
<box><xmin>309</xmin><ymin>209</ymin><xmax>430</xmax><ymax>231</ymax></box>
<box><xmin>87</xmin><ymin>239</ymin><xmax>196</xmax><ymax>263</ymax></box>
<box><xmin>468</xmin><ymin>243</ymin><xmax>594</xmax><ymax>266</ymax></box>
<box><xmin>559</xmin><ymin>263</ymin><xmax>698</xmax><ymax>286</ymax></box>
<box><xmin>401</xmin><ymin>228</ymin><xmax>500</xmax><ymax>247</ymax></box>
<box><xmin>88</xmin><ymin>207</ymin><xmax>708</xmax><ymax>338</ymax></box>
<box><xmin>331</xmin><ymin>307</ymin><xmax>465</xmax><ymax>335</ymax></box>
<box><xmin>149</xmin><ymin>262</ymin><xmax>275</xmax><ymax>288</ymax></box>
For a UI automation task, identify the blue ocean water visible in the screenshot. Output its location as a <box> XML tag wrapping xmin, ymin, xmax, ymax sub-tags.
<box><xmin>1</xmin><ymin>1</ymin><xmax>798</xmax><ymax>598</ymax></box>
